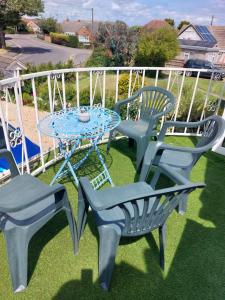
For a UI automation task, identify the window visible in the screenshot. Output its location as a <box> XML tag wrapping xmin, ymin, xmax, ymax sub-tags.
<box><xmin>184</xmin><ymin>52</ymin><xmax>190</xmax><ymax>60</ymax></box>
<box><xmin>78</xmin><ymin>35</ymin><xmax>90</xmax><ymax>43</ymax></box>
<box><xmin>65</xmin><ymin>32</ymin><xmax>75</xmax><ymax>36</ymax></box>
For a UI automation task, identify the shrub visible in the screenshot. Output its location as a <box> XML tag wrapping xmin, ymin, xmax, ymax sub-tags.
<box><xmin>50</xmin><ymin>32</ymin><xmax>69</xmax><ymax>46</ymax></box>
<box><xmin>5</xmin><ymin>26</ymin><xmax>16</xmax><ymax>34</ymax></box>
<box><xmin>86</xmin><ymin>47</ymin><xmax>110</xmax><ymax>67</ymax></box>
<box><xmin>22</xmin><ymin>92</ymin><xmax>33</xmax><ymax>106</ymax></box>
<box><xmin>176</xmin><ymin>83</ymin><xmax>218</xmax><ymax>122</ymax></box>
<box><xmin>39</xmin><ymin>17</ymin><xmax>60</xmax><ymax>34</ymax></box>
<box><xmin>118</xmin><ymin>73</ymin><xmax>141</xmax><ymax>96</ymax></box>
<box><xmin>50</xmin><ymin>33</ymin><xmax>78</xmax><ymax>48</ymax></box>
<box><xmin>67</xmin><ymin>35</ymin><xmax>78</xmax><ymax>48</ymax></box>
<box><xmin>135</xmin><ymin>27</ymin><xmax>180</xmax><ymax>67</ymax></box>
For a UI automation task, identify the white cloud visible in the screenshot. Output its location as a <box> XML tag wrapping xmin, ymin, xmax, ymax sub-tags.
<box><xmin>42</xmin><ymin>0</ymin><xmax>225</xmax><ymax>26</ymax></box>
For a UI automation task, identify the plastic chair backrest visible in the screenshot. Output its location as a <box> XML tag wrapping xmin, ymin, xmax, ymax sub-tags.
<box><xmin>118</xmin><ymin>184</ymin><xmax>198</xmax><ymax>237</ymax></box>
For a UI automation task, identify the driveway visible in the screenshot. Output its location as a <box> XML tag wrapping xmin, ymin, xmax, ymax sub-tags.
<box><xmin>6</xmin><ymin>34</ymin><xmax>92</xmax><ymax>66</ymax></box>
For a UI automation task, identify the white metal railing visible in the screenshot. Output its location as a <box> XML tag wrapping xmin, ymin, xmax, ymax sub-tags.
<box><xmin>0</xmin><ymin>66</ymin><xmax>225</xmax><ymax>178</ymax></box>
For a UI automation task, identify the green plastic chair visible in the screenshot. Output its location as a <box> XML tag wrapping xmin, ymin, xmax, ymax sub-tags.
<box><xmin>0</xmin><ymin>149</ymin><xmax>78</xmax><ymax>292</ymax></box>
<box><xmin>78</xmin><ymin>168</ymin><xmax>204</xmax><ymax>291</ymax></box>
<box><xmin>107</xmin><ymin>86</ymin><xmax>175</xmax><ymax>169</ymax></box>
<box><xmin>140</xmin><ymin>115</ymin><xmax>225</xmax><ymax>214</ymax></box>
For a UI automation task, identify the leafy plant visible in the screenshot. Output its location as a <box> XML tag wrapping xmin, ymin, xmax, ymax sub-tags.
<box><xmin>85</xmin><ymin>47</ymin><xmax>110</xmax><ymax>67</ymax></box>
<box><xmin>135</xmin><ymin>27</ymin><xmax>180</xmax><ymax>67</ymax></box>
<box><xmin>0</xmin><ymin>0</ymin><xmax>44</xmax><ymax>48</ymax></box>
<box><xmin>118</xmin><ymin>73</ymin><xmax>141</xmax><ymax>96</ymax></box>
<box><xmin>39</xmin><ymin>17</ymin><xmax>60</xmax><ymax>34</ymax></box>
<box><xmin>50</xmin><ymin>32</ymin><xmax>78</xmax><ymax>48</ymax></box>
<box><xmin>96</xmin><ymin>21</ymin><xmax>139</xmax><ymax>66</ymax></box>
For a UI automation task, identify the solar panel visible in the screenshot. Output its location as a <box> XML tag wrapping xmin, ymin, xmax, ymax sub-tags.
<box><xmin>195</xmin><ymin>25</ymin><xmax>217</xmax><ymax>44</ymax></box>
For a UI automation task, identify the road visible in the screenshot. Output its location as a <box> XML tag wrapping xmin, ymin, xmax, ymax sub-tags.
<box><xmin>6</xmin><ymin>34</ymin><xmax>92</xmax><ymax>66</ymax></box>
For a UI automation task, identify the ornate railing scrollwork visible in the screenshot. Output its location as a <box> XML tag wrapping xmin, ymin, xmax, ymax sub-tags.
<box><xmin>9</xmin><ymin>127</ymin><xmax>22</xmax><ymax>148</ymax></box>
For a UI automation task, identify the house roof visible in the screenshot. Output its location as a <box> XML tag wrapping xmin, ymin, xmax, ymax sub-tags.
<box><xmin>179</xmin><ymin>39</ymin><xmax>216</xmax><ymax>49</ymax></box>
<box><xmin>208</xmin><ymin>26</ymin><xmax>225</xmax><ymax>49</ymax></box>
<box><xmin>179</xmin><ymin>24</ymin><xmax>217</xmax><ymax>45</ymax></box>
<box><xmin>22</xmin><ymin>18</ymin><xmax>40</xmax><ymax>25</ymax></box>
<box><xmin>61</xmin><ymin>19</ymin><xmax>100</xmax><ymax>35</ymax></box>
<box><xmin>143</xmin><ymin>19</ymin><xmax>171</xmax><ymax>32</ymax></box>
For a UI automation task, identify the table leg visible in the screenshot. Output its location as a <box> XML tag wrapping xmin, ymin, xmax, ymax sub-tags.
<box><xmin>50</xmin><ymin>140</ymin><xmax>80</xmax><ymax>186</ymax></box>
<box><xmin>51</xmin><ymin>136</ymin><xmax>114</xmax><ymax>189</ymax></box>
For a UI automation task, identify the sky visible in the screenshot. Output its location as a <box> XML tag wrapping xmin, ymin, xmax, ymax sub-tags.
<box><xmin>43</xmin><ymin>0</ymin><xmax>225</xmax><ymax>26</ymax></box>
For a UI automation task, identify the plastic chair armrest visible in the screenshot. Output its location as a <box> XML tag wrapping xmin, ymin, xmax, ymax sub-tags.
<box><xmin>96</xmin><ymin>182</ymin><xmax>205</xmax><ymax>210</ymax></box>
<box><xmin>114</xmin><ymin>93</ymin><xmax>139</xmax><ymax>114</ymax></box>
<box><xmin>158</xmin><ymin>119</ymin><xmax>206</xmax><ymax>141</ymax></box>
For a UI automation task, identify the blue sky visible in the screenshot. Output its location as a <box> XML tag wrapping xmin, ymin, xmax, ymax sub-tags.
<box><xmin>43</xmin><ymin>0</ymin><xmax>225</xmax><ymax>26</ymax></box>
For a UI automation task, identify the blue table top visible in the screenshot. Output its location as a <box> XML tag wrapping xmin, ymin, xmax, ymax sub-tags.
<box><xmin>38</xmin><ymin>106</ymin><xmax>121</xmax><ymax>140</ymax></box>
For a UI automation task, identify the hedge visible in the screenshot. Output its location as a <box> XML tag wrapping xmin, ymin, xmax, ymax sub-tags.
<box><xmin>50</xmin><ymin>33</ymin><xmax>78</xmax><ymax>48</ymax></box>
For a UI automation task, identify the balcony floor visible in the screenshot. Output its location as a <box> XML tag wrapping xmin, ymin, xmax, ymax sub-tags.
<box><xmin>0</xmin><ymin>137</ymin><xmax>225</xmax><ymax>299</ymax></box>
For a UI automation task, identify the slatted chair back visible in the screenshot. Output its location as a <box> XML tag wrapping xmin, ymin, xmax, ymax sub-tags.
<box><xmin>194</xmin><ymin>115</ymin><xmax>224</xmax><ymax>163</ymax></box>
<box><xmin>119</xmin><ymin>184</ymin><xmax>199</xmax><ymax>237</ymax></box>
<box><xmin>138</xmin><ymin>86</ymin><xmax>174</xmax><ymax>122</ymax></box>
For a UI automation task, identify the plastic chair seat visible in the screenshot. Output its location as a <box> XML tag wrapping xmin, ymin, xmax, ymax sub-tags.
<box><xmin>160</xmin><ymin>150</ymin><xmax>194</xmax><ymax>169</ymax></box>
<box><xmin>0</xmin><ymin>174</ymin><xmax>53</xmax><ymax>212</ymax></box>
<box><xmin>5</xmin><ymin>195</ymin><xmax>54</xmax><ymax>230</ymax></box>
<box><xmin>116</xmin><ymin>119</ymin><xmax>149</xmax><ymax>139</ymax></box>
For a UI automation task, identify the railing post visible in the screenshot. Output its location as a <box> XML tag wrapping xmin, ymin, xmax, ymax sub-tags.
<box><xmin>0</xmin><ymin>89</ymin><xmax>10</xmax><ymax>151</ymax></box>
<box><xmin>184</xmin><ymin>71</ymin><xmax>200</xmax><ymax>133</ymax></box>
<box><xmin>76</xmin><ymin>72</ymin><xmax>80</xmax><ymax>107</ymax></box>
<box><xmin>115</xmin><ymin>70</ymin><xmax>119</xmax><ymax>103</ymax></box>
<box><xmin>172</xmin><ymin>71</ymin><xmax>186</xmax><ymax>133</ymax></box>
<box><xmin>48</xmin><ymin>75</ymin><xmax>56</xmax><ymax>159</ymax></box>
<box><xmin>14</xmin><ymin>81</ymin><xmax>30</xmax><ymax>174</ymax></box>
<box><xmin>90</xmin><ymin>71</ymin><xmax>93</xmax><ymax>106</ymax></box>
<box><xmin>62</xmin><ymin>73</ymin><xmax>66</xmax><ymax>109</ymax></box>
<box><xmin>32</xmin><ymin>78</ymin><xmax>45</xmax><ymax>171</ymax></box>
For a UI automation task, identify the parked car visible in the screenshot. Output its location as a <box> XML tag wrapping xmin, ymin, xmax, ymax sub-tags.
<box><xmin>183</xmin><ymin>59</ymin><xmax>225</xmax><ymax>80</ymax></box>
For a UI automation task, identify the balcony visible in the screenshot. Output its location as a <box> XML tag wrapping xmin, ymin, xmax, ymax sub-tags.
<box><xmin>0</xmin><ymin>67</ymin><xmax>225</xmax><ymax>298</ymax></box>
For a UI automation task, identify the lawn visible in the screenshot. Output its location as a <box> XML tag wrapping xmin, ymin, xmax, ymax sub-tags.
<box><xmin>78</xmin><ymin>71</ymin><xmax>224</xmax><ymax>98</ymax></box>
<box><xmin>0</xmin><ymin>137</ymin><xmax>224</xmax><ymax>300</ymax></box>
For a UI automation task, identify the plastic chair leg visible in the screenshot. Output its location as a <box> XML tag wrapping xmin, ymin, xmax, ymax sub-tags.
<box><xmin>177</xmin><ymin>194</ymin><xmax>188</xmax><ymax>215</ymax></box>
<box><xmin>106</xmin><ymin>131</ymin><xmax>114</xmax><ymax>154</ymax></box>
<box><xmin>64</xmin><ymin>200</ymin><xmax>79</xmax><ymax>255</ymax></box>
<box><xmin>159</xmin><ymin>223</ymin><xmax>166</xmax><ymax>270</ymax></box>
<box><xmin>98</xmin><ymin>226</ymin><xmax>120</xmax><ymax>291</ymax></box>
<box><xmin>136</xmin><ymin>138</ymin><xmax>148</xmax><ymax>170</ymax></box>
<box><xmin>77</xmin><ymin>190</ymin><xmax>88</xmax><ymax>240</ymax></box>
<box><xmin>4</xmin><ymin>228</ymin><xmax>29</xmax><ymax>293</ymax></box>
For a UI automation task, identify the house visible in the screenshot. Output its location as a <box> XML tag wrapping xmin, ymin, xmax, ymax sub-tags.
<box><xmin>61</xmin><ymin>19</ymin><xmax>99</xmax><ymax>44</ymax></box>
<box><xmin>177</xmin><ymin>24</ymin><xmax>225</xmax><ymax>64</ymax></box>
<box><xmin>143</xmin><ymin>19</ymin><xmax>171</xmax><ymax>32</ymax></box>
<box><xmin>22</xmin><ymin>18</ymin><xmax>41</xmax><ymax>33</ymax></box>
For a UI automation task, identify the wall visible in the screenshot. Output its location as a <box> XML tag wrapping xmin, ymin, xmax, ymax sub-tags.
<box><xmin>176</xmin><ymin>49</ymin><xmax>219</xmax><ymax>63</ymax></box>
<box><xmin>179</xmin><ymin>26</ymin><xmax>202</xmax><ymax>41</ymax></box>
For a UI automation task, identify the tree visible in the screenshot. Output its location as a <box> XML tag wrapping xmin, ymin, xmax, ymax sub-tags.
<box><xmin>135</xmin><ymin>27</ymin><xmax>180</xmax><ymax>67</ymax></box>
<box><xmin>96</xmin><ymin>21</ymin><xmax>139</xmax><ymax>66</ymax></box>
<box><xmin>164</xmin><ymin>18</ymin><xmax>175</xmax><ymax>28</ymax></box>
<box><xmin>177</xmin><ymin>20</ymin><xmax>190</xmax><ymax>31</ymax></box>
<box><xmin>39</xmin><ymin>17</ymin><xmax>60</xmax><ymax>34</ymax></box>
<box><xmin>0</xmin><ymin>0</ymin><xmax>44</xmax><ymax>48</ymax></box>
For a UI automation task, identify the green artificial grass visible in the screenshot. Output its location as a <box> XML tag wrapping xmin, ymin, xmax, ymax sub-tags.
<box><xmin>0</xmin><ymin>137</ymin><xmax>225</xmax><ymax>300</ymax></box>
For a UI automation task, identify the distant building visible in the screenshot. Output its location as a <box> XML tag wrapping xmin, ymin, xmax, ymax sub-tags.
<box><xmin>61</xmin><ymin>19</ymin><xmax>100</xmax><ymax>44</ymax></box>
<box><xmin>177</xmin><ymin>24</ymin><xmax>225</xmax><ymax>64</ymax></box>
<box><xmin>22</xmin><ymin>18</ymin><xmax>41</xmax><ymax>33</ymax></box>
<box><xmin>143</xmin><ymin>19</ymin><xmax>171</xmax><ymax>32</ymax></box>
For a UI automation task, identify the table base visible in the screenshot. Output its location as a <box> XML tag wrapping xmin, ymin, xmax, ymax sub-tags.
<box><xmin>50</xmin><ymin>137</ymin><xmax>113</xmax><ymax>190</ymax></box>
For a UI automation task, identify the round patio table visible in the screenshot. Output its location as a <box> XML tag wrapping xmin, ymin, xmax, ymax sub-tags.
<box><xmin>38</xmin><ymin>106</ymin><xmax>121</xmax><ymax>189</ymax></box>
